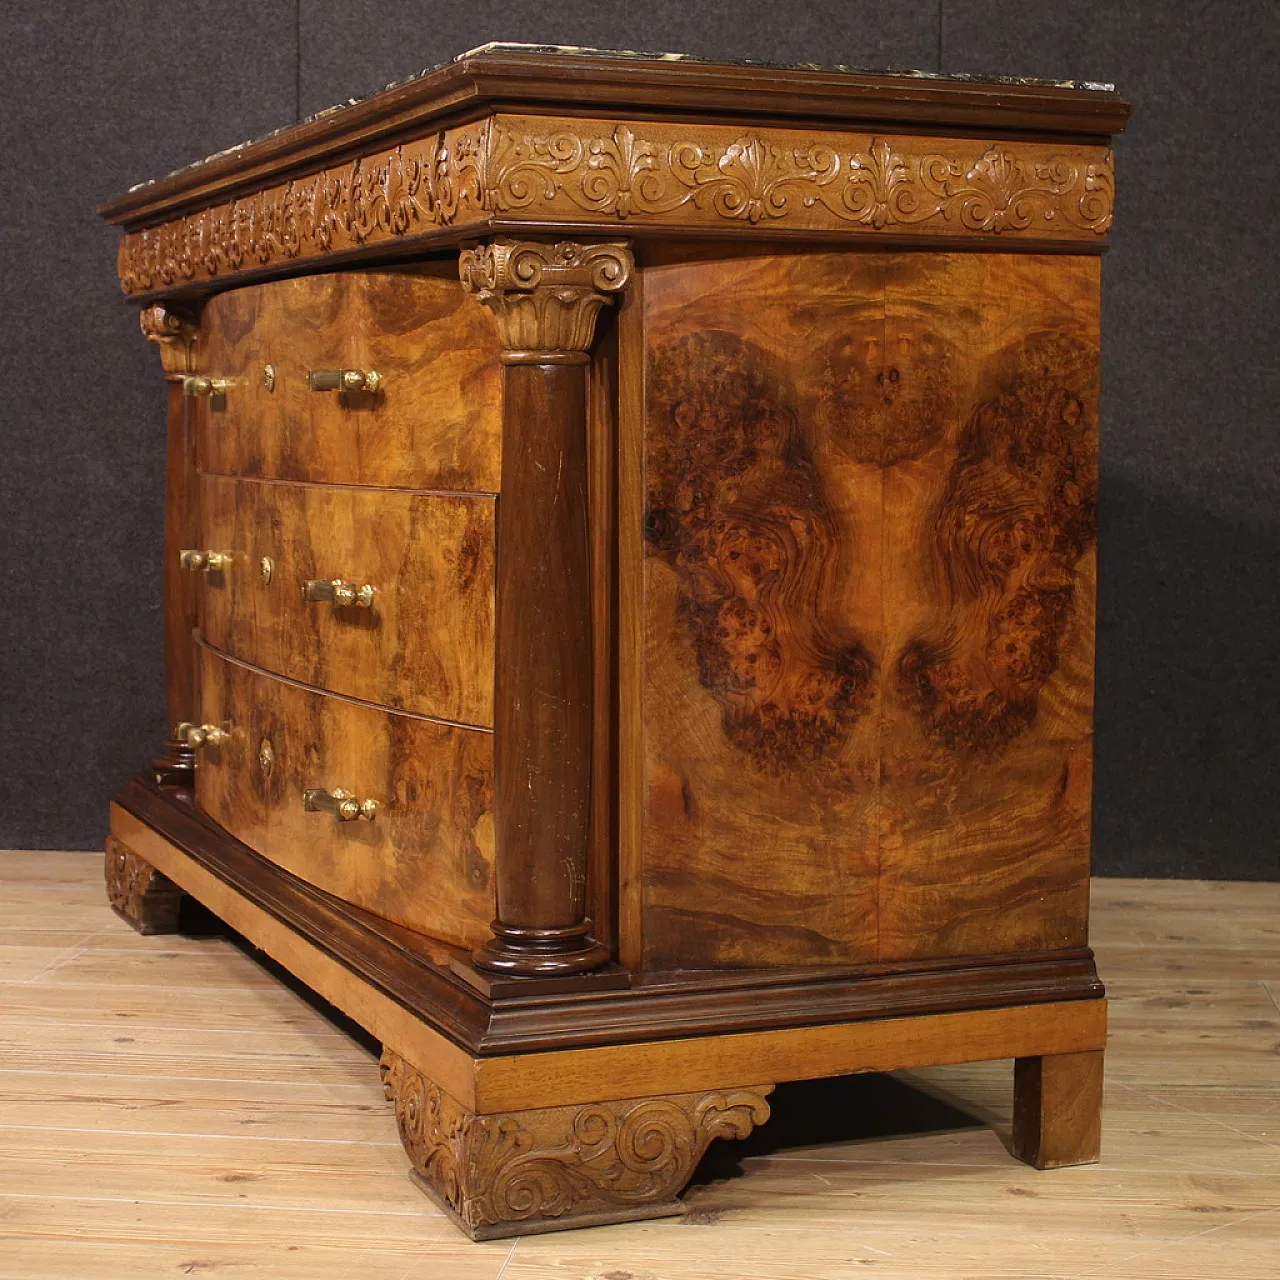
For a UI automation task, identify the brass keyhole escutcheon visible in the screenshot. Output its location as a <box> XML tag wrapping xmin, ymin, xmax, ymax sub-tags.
<box><xmin>263</xmin><ymin>364</ymin><xmax>276</xmax><ymax>392</ymax></box>
<box><xmin>258</xmin><ymin>738</ymin><xmax>275</xmax><ymax>777</ymax></box>
<box><xmin>259</xmin><ymin>556</ymin><xmax>274</xmax><ymax>585</ymax></box>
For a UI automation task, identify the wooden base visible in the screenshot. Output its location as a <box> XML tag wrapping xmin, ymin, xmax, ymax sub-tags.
<box><xmin>381</xmin><ymin>1049</ymin><xmax>771</xmax><ymax>1238</ymax></box>
<box><xmin>106</xmin><ymin>776</ymin><xmax>1108</xmax><ymax>1238</ymax></box>
<box><xmin>1012</xmin><ymin>1049</ymin><xmax>1104</xmax><ymax>1169</ymax></box>
<box><xmin>104</xmin><ymin>834</ymin><xmax>184</xmax><ymax>935</ymax></box>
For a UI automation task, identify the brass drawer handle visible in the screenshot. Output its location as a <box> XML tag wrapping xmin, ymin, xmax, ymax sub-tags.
<box><xmin>303</xmin><ymin>578</ymin><xmax>376</xmax><ymax>608</ymax></box>
<box><xmin>175</xmin><ymin>721</ymin><xmax>230</xmax><ymax>749</ymax></box>
<box><xmin>180</xmin><ymin>549</ymin><xmax>231</xmax><ymax>572</ymax></box>
<box><xmin>303</xmin><ymin>787</ymin><xmax>377</xmax><ymax>822</ymax></box>
<box><xmin>307</xmin><ymin>368</ymin><xmax>382</xmax><ymax>393</ymax></box>
<box><xmin>182</xmin><ymin>376</ymin><xmax>236</xmax><ymax>397</ymax></box>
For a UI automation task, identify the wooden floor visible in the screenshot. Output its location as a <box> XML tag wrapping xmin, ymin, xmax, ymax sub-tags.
<box><xmin>1</xmin><ymin>853</ymin><xmax>1277</xmax><ymax>1280</ymax></box>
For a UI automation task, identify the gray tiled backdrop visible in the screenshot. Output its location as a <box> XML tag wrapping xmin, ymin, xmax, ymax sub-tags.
<box><xmin>3</xmin><ymin>1</ymin><xmax>1276</xmax><ymax>880</ymax></box>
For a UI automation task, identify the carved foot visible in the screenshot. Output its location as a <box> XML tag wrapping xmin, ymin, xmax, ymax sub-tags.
<box><xmin>104</xmin><ymin>835</ymin><xmax>185</xmax><ymax>935</ymax></box>
<box><xmin>1012</xmin><ymin>1049</ymin><xmax>1103</xmax><ymax>1169</ymax></box>
<box><xmin>380</xmin><ymin>1049</ymin><xmax>772</xmax><ymax>1239</ymax></box>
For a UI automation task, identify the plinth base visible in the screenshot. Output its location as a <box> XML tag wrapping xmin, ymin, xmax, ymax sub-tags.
<box><xmin>107</xmin><ymin>775</ymin><xmax>1107</xmax><ymax>1240</ymax></box>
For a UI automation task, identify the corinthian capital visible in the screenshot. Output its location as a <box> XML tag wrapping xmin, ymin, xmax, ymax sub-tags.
<box><xmin>138</xmin><ymin>303</ymin><xmax>199</xmax><ymax>376</ymax></box>
<box><xmin>459</xmin><ymin>240</ymin><xmax>632</xmax><ymax>357</ymax></box>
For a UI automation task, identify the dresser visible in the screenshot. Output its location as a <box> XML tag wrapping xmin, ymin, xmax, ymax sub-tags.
<box><xmin>98</xmin><ymin>44</ymin><xmax>1130</xmax><ymax>1239</ymax></box>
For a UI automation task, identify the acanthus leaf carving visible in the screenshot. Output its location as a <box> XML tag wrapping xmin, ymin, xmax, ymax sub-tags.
<box><xmin>380</xmin><ymin>1049</ymin><xmax>772</xmax><ymax>1237</ymax></box>
<box><xmin>115</xmin><ymin>117</ymin><xmax>1113</xmax><ymax>296</ymax></box>
<box><xmin>458</xmin><ymin>239</ymin><xmax>634</xmax><ymax>354</ymax></box>
<box><xmin>485</xmin><ymin>120</ymin><xmax>1114</xmax><ymax>237</ymax></box>
<box><xmin>138</xmin><ymin>302</ymin><xmax>199</xmax><ymax>375</ymax></box>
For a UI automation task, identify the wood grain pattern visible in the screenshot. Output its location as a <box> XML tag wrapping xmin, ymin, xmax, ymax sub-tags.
<box><xmin>193</xmin><ymin>643</ymin><xmax>270</xmax><ymax>855</ymax></box>
<box><xmin>640</xmin><ymin>247</ymin><xmax>1099</xmax><ymax>969</ymax></box>
<box><xmin>115</xmin><ymin>770</ymin><xmax>1105</xmax><ymax>1060</ymax></box>
<box><xmin>1012</xmin><ymin>1048</ymin><xmax>1104</xmax><ymax>1169</ymax></box>
<box><xmin>469</xmin><ymin>998</ymin><xmax>1106</xmax><ymax>1115</ymax></box>
<box><xmin>193</xmin><ymin>641</ymin><xmax>495</xmax><ymax>949</ymax></box>
<box><xmin>199</xmin><ymin>473</ymin><xmax>495</xmax><ymax>726</ymax></box>
<box><xmin>199</xmin><ymin>266</ymin><xmax>502</xmax><ymax>492</ymax></box>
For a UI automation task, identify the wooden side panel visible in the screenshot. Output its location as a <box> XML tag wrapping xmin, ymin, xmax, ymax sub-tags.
<box><xmin>875</xmin><ymin>254</ymin><xmax>1099</xmax><ymax>960</ymax></box>
<box><xmin>200</xmin><ymin>474</ymin><xmax>495</xmax><ymax>726</ymax></box>
<box><xmin>195</xmin><ymin>643</ymin><xmax>495</xmax><ymax>949</ymax></box>
<box><xmin>199</xmin><ymin>266</ymin><xmax>502</xmax><ymax>492</ymax></box>
<box><xmin>639</xmin><ymin>248</ymin><xmax>1099</xmax><ymax>969</ymax></box>
<box><xmin>640</xmin><ymin>249</ymin><xmax>885</xmax><ymax>968</ymax></box>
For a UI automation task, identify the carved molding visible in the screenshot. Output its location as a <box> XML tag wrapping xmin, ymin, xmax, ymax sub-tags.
<box><xmin>138</xmin><ymin>303</ymin><xmax>199</xmax><ymax>375</ymax></box>
<box><xmin>488</xmin><ymin>117</ymin><xmax>1115</xmax><ymax>236</ymax></box>
<box><xmin>458</xmin><ymin>239</ymin><xmax>633</xmax><ymax>355</ymax></box>
<box><xmin>380</xmin><ymin>1048</ymin><xmax>772</xmax><ymax>1237</ymax></box>
<box><xmin>104</xmin><ymin>836</ymin><xmax>183</xmax><ymax>934</ymax></box>
<box><xmin>115</xmin><ymin>116</ymin><xmax>1114</xmax><ymax>295</ymax></box>
<box><xmin>117</xmin><ymin>123</ymin><xmax>489</xmax><ymax>294</ymax></box>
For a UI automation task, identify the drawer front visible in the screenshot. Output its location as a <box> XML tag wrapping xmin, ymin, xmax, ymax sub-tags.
<box><xmin>192</xmin><ymin>644</ymin><xmax>270</xmax><ymax>853</ymax></box>
<box><xmin>194</xmin><ymin>643</ymin><xmax>495</xmax><ymax>949</ymax></box>
<box><xmin>198</xmin><ymin>267</ymin><xmax>502</xmax><ymax>492</ymax></box>
<box><xmin>200</xmin><ymin>474</ymin><xmax>496</xmax><ymax>727</ymax></box>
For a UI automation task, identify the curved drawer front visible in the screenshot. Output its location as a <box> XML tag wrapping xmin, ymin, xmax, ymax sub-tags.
<box><xmin>194</xmin><ymin>643</ymin><xmax>495</xmax><ymax>950</ymax></box>
<box><xmin>200</xmin><ymin>473</ymin><xmax>495</xmax><ymax>727</ymax></box>
<box><xmin>198</xmin><ymin>267</ymin><xmax>502</xmax><ymax>492</ymax></box>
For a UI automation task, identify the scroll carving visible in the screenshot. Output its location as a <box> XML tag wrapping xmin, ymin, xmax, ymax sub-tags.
<box><xmin>104</xmin><ymin>836</ymin><xmax>183</xmax><ymax>934</ymax></box>
<box><xmin>487</xmin><ymin>120</ymin><xmax>1114</xmax><ymax>235</ymax></box>
<box><xmin>138</xmin><ymin>303</ymin><xmax>199</xmax><ymax>375</ymax></box>
<box><xmin>458</xmin><ymin>240</ymin><xmax>633</xmax><ymax>355</ymax></box>
<box><xmin>117</xmin><ymin>123</ymin><xmax>491</xmax><ymax>295</ymax></box>
<box><xmin>380</xmin><ymin>1049</ymin><xmax>772</xmax><ymax>1238</ymax></box>
<box><xmin>114</xmin><ymin>116</ymin><xmax>1114</xmax><ymax>296</ymax></box>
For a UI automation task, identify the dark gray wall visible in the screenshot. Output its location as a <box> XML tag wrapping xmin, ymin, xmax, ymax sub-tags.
<box><xmin>2</xmin><ymin>2</ymin><xmax>1276</xmax><ymax>880</ymax></box>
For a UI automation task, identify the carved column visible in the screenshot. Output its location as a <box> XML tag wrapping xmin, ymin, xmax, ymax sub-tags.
<box><xmin>459</xmin><ymin>240</ymin><xmax>632</xmax><ymax>977</ymax></box>
<box><xmin>139</xmin><ymin>304</ymin><xmax>201</xmax><ymax>786</ymax></box>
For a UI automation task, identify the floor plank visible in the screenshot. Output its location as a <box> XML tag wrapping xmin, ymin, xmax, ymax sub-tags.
<box><xmin>1</xmin><ymin>851</ymin><xmax>1278</xmax><ymax>1279</ymax></box>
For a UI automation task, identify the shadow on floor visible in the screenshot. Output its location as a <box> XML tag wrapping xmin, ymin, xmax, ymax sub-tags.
<box><xmin>688</xmin><ymin>1072</ymin><xmax>987</xmax><ymax>1189</ymax></box>
<box><xmin>191</xmin><ymin>913</ymin><xmax>383</xmax><ymax>1058</ymax></box>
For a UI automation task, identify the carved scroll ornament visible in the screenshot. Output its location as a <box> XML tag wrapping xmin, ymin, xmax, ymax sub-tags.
<box><xmin>104</xmin><ymin>836</ymin><xmax>183</xmax><ymax>934</ymax></box>
<box><xmin>380</xmin><ymin>1049</ymin><xmax>772</xmax><ymax>1236</ymax></box>
<box><xmin>458</xmin><ymin>240</ymin><xmax>633</xmax><ymax>355</ymax></box>
<box><xmin>487</xmin><ymin>119</ymin><xmax>1115</xmax><ymax>235</ymax></box>
<box><xmin>138</xmin><ymin>303</ymin><xmax>198</xmax><ymax>375</ymax></box>
<box><xmin>116</xmin><ymin>117</ymin><xmax>1114</xmax><ymax>295</ymax></box>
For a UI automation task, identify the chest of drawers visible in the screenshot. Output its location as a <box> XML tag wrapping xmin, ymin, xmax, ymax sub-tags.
<box><xmin>100</xmin><ymin>44</ymin><xmax>1129</xmax><ymax>1239</ymax></box>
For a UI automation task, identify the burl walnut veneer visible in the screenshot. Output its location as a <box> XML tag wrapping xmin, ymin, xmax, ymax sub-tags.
<box><xmin>98</xmin><ymin>44</ymin><xmax>1129</xmax><ymax>1239</ymax></box>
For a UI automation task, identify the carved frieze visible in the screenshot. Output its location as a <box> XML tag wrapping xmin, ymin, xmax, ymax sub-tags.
<box><xmin>115</xmin><ymin>116</ymin><xmax>1114</xmax><ymax>296</ymax></box>
<box><xmin>380</xmin><ymin>1048</ymin><xmax>772</xmax><ymax>1236</ymax></box>
<box><xmin>488</xmin><ymin>118</ymin><xmax>1114</xmax><ymax>235</ymax></box>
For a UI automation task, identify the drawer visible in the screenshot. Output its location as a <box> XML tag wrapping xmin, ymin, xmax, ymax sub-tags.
<box><xmin>194</xmin><ymin>642</ymin><xmax>495</xmax><ymax>949</ymax></box>
<box><xmin>199</xmin><ymin>473</ymin><xmax>495</xmax><ymax>726</ymax></box>
<box><xmin>198</xmin><ymin>267</ymin><xmax>502</xmax><ymax>492</ymax></box>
